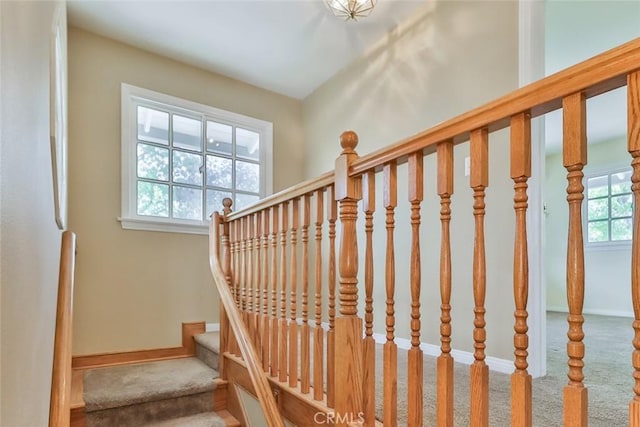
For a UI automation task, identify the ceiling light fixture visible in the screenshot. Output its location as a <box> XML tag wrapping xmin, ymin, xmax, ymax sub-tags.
<box><xmin>325</xmin><ymin>0</ymin><xmax>377</xmax><ymax>21</ymax></box>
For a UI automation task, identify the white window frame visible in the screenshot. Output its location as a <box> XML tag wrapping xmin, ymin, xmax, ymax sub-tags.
<box><xmin>584</xmin><ymin>164</ymin><xmax>633</xmax><ymax>251</ymax></box>
<box><xmin>120</xmin><ymin>83</ymin><xmax>273</xmax><ymax>235</ymax></box>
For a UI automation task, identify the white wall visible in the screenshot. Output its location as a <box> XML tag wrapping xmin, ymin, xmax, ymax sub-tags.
<box><xmin>302</xmin><ymin>1</ymin><xmax>519</xmax><ymax>360</ymax></box>
<box><xmin>1</xmin><ymin>1</ymin><xmax>65</xmax><ymax>425</ymax></box>
<box><xmin>545</xmin><ymin>137</ymin><xmax>633</xmax><ymax>316</ymax></box>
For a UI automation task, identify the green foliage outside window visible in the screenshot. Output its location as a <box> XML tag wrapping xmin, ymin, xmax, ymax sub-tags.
<box><xmin>135</xmin><ymin>105</ymin><xmax>261</xmax><ymax>220</ymax></box>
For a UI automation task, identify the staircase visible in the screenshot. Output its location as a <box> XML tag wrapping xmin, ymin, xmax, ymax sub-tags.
<box><xmin>74</xmin><ymin>331</ymin><xmax>236</xmax><ymax>427</ymax></box>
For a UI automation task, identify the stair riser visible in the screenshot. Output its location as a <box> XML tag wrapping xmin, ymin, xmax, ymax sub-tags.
<box><xmin>196</xmin><ymin>343</ymin><xmax>220</xmax><ymax>371</ymax></box>
<box><xmin>86</xmin><ymin>391</ymin><xmax>214</xmax><ymax>427</ymax></box>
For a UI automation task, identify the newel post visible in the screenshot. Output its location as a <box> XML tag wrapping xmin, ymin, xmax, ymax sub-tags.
<box><xmin>333</xmin><ymin>131</ymin><xmax>364</xmax><ymax>426</ymax></box>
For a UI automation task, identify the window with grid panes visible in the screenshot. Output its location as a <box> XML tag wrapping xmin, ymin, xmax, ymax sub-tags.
<box><xmin>585</xmin><ymin>168</ymin><xmax>633</xmax><ymax>244</ymax></box>
<box><xmin>120</xmin><ymin>84</ymin><xmax>272</xmax><ymax>234</ymax></box>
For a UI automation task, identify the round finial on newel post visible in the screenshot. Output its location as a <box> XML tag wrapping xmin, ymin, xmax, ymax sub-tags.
<box><xmin>340</xmin><ymin>130</ymin><xmax>358</xmax><ymax>155</ymax></box>
<box><xmin>222</xmin><ymin>197</ymin><xmax>233</xmax><ymax>216</ymax></box>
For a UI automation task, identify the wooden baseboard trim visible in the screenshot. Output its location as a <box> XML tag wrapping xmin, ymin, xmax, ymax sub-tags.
<box><xmin>72</xmin><ymin>321</ymin><xmax>206</xmax><ymax>370</ymax></box>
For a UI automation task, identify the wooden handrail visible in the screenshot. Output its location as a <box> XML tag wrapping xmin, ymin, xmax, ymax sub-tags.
<box><xmin>226</xmin><ymin>171</ymin><xmax>334</xmax><ymax>221</ymax></box>
<box><xmin>209</xmin><ymin>214</ymin><xmax>285</xmax><ymax>427</ymax></box>
<box><xmin>49</xmin><ymin>231</ymin><xmax>77</xmax><ymax>427</ymax></box>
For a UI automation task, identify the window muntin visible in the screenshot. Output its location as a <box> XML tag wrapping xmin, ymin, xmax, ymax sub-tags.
<box><xmin>122</xmin><ymin>84</ymin><xmax>272</xmax><ymax>234</ymax></box>
<box><xmin>586</xmin><ymin>169</ymin><xmax>633</xmax><ymax>244</ymax></box>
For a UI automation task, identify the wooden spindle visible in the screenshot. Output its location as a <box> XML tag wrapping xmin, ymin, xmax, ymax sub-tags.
<box><xmin>628</xmin><ymin>70</ymin><xmax>640</xmax><ymax>426</ymax></box>
<box><xmin>408</xmin><ymin>152</ymin><xmax>424</xmax><ymax>426</ymax></box>
<box><xmin>241</xmin><ymin>217</ymin><xmax>247</xmax><ymax>317</ymax></box>
<box><xmin>231</xmin><ymin>220</ymin><xmax>239</xmax><ymax>308</ymax></box>
<box><xmin>254</xmin><ymin>212</ymin><xmax>262</xmax><ymax>356</ymax></box>
<box><xmin>261</xmin><ymin>210</ymin><xmax>270</xmax><ymax>372</ymax></box>
<box><xmin>383</xmin><ymin>160</ymin><xmax>398</xmax><ymax>427</ymax></box>
<box><xmin>437</xmin><ymin>141</ymin><xmax>454</xmax><ymax>427</ymax></box>
<box><xmin>247</xmin><ymin>214</ymin><xmax>255</xmax><ymax>344</ymax></box>
<box><xmin>510</xmin><ymin>112</ymin><xmax>533</xmax><ymax>427</ymax></box>
<box><xmin>289</xmin><ymin>198</ymin><xmax>300</xmax><ymax>388</ymax></box>
<box><xmin>314</xmin><ymin>189</ymin><xmax>325</xmax><ymax>401</ymax></box>
<box><xmin>362</xmin><ymin>171</ymin><xmax>376</xmax><ymax>426</ymax></box>
<box><xmin>470</xmin><ymin>128</ymin><xmax>489</xmax><ymax>427</ymax></box>
<box><xmin>270</xmin><ymin>205</ymin><xmax>279</xmax><ymax>377</ymax></box>
<box><xmin>279</xmin><ymin>202</ymin><xmax>289</xmax><ymax>383</ymax></box>
<box><xmin>334</xmin><ymin>131</ymin><xmax>363</xmax><ymax>426</ymax></box>
<box><xmin>220</xmin><ymin>198</ymin><xmax>233</xmax><ymax>379</ymax></box>
<box><xmin>327</xmin><ymin>185</ymin><xmax>338</xmax><ymax>408</ymax></box>
<box><xmin>562</xmin><ymin>92</ymin><xmax>588</xmax><ymax>426</ymax></box>
<box><xmin>231</xmin><ymin>219</ymin><xmax>240</xmax><ymax>356</ymax></box>
<box><xmin>301</xmin><ymin>193</ymin><xmax>311</xmax><ymax>394</ymax></box>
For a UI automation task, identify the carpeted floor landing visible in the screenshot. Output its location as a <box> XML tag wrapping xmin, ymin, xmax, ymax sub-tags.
<box><xmin>372</xmin><ymin>312</ymin><xmax>631</xmax><ymax>426</ymax></box>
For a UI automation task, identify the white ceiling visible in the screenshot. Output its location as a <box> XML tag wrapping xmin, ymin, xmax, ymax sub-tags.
<box><xmin>67</xmin><ymin>0</ymin><xmax>428</xmax><ymax>99</ymax></box>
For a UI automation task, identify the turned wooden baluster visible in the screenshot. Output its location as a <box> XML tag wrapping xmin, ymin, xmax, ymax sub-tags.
<box><xmin>383</xmin><ymin>160</ymin><xmax>398</xmax><ymax>427</ymax></box>
<box><xmin>510</xmin><ymin>112</ymin><xmax>533</xmax><ymax>427</ymax></box>
<box><xmin>220</xmin><ymin>198</ymin><xmax>234</xmax><ymax>379</ymax></box>
<box><xmin>470</xmin><ymin>128</ymin><xmax>489</xmax><ymax>427</ymax></box>
<box><xmin>270</xmin><ymin>205</ymin><xmax>279</xmax><ymax>377</ymax></box>
<box><xmin>301</xmin><ymin>193</ymin><xmax>312</xmax><ymax>394</ymax></box>
<box><xmin>408</xmin><ymin>152</ymin><xmax>424</xmax><ymax>426</ymax></box>
<box><xmin>231</xmin><ymin>219</ymin><xmax>240</xmax><ymax>356</ymax></box>
<box><xmin>314</xmin><ymin>189</ymin><xmax>325</xmax><ymax>401</ymax></box>
<box><xmin>327</xmin><ymin>185</ymin><xmax>338</xmax><ymax>408</ymax></box>
<box><xmin>279</xmin><ymin>201</ymin><xmax>289</xmax><ymax>383</ymax></box>
<box><xmin>254</xmin><ymin>212</ymin><xmax>262</xmax><ymax>355</ymax></box>
<box><xmin>437</xmin><ymin>141</ymin><xmax>454</xmax><ymax>427</ymax></box>
<box><xmin>289</xmin><ymin>198</ymin><xmax>300</xmax><ymax>388</ymax></box>
<box><xmin>247</xmin><ymin>214</ymin><xmax>255</xmax><ymax>344</ymax></box>
<box><xmin>562</xmin><ymin>92</ymin><xmax>588</xmax><ymax>427</ymax></box>
<box><xmin>629</xmin><ymin>70</ymin><xmax>640</xmax><ymax>427</ymax></box>
<box><xmin>362</xmin><ymin>171</ymin><xmax>376</xmax><ymax>426</ymax></box>
<box><xmin>241</xmin><ymin>216</ymin><xmax>247</xmax><ymax>320</ymax></box>
<box><xmin>261</xmin><ymin>210</ymin><xmax>271</xmax><ymax>372</ymax></box>
<box><xmin>334</xmin><ymin>131</ymin><xmax>363</xmax><ymax>426</ymax></box>
<box><xmin>231</xmin><ymin>219</ymin><xmax>239</xmax><ymax>308</ymax></box>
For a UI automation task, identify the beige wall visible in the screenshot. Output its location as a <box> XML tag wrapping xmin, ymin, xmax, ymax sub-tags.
<box><xmin>68</xmin><ymin>28</ymin><xmax>305</xmax><ymax>355</ymax></box>
<box><xmin>1</xmin><ymin>1</ymin><xmax>65</xmax><ymax>425</ymax></box>
<box><xmin>545</xmin><ymin>137</ymin><xmax>632</xmax><ymax>316</ymax></box>
<box><xmin>302</xmin><ymin>1</ymin><xmax>519</xmax><ymax>360</ymax></box>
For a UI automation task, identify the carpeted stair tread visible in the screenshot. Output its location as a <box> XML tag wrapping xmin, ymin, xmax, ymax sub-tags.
<box><xmin>141</xmin><ymin>411</ymin><xmax>226</xmax><ymax>427</ymax></box>
<box><xmin>194</xmin><ymin>332</ymin><xmax>220</xmax><ymax>353</ymax></box>
<box><xmin>84</xmin><ymin>357</ymin><xmax>219</xmax><ymax>412</ymax></box>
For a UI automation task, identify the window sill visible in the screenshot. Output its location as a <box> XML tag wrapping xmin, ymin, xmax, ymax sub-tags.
<box><xmin>585</xmin><ymin>241</ymin><xmax>632</xmax><ymax>252</ymax></box>
<box><xmin>118</xmin><ymin>216</ymin><xmax>209</xmax><ymax>235</ymax></box>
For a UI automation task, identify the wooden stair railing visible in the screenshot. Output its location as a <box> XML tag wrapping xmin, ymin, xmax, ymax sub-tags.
<box><xmin>49</xmin><ymin>231</ymin><xmax>77</xmax><ymax>427</ymax></box>
<box><xmin>209</xmin><ymin>210</ymin><xmax>285</xmax><ymax>427</ymax></box>
<box><xmin>216</xmin><ymin>37</ymin><xmax>640</xmax><ymax>427</ymax></box>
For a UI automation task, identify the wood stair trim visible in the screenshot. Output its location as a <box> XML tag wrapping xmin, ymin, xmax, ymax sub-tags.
<box><xmin>216</xmin><ymin>409</ymin><xmax>241</xmax><ymax>427</ymax></box>
<box><xmin>72</xmin><ymin>321</ymin><xmax>205</xmax><ymax>370</ymax></box>
<box><xmin>223</xmin><ymin>352</ymin><xmax>338</xmax><ymax>426</ymax></box>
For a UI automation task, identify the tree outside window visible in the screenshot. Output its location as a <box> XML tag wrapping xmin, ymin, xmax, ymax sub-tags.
<box><xmin>121</xmin><ymin>84</ymin><xmax>272</xmax><ymax>234</ymax></box>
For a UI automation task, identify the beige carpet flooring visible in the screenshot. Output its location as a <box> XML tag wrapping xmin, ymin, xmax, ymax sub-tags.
<box><xmin>371</xmin><ymin>312</ymin><xmax>632</xmax><ymax>426</ymax></box>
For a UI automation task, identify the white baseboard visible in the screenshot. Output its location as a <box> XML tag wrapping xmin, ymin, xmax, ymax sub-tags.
<box><xmin>371</xmin><ymin>333</ymin><xmax>514</xmax><ymax>375</ymax></box>
<box><xmin>547</xmin><ymin>307</ymin><xmax>633</xmax><ymax>318</ymax></box>
<box><xmin>206</xmin><ymin>322</ymin><xmax>220</xmax><ymax>332</ymax></box>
